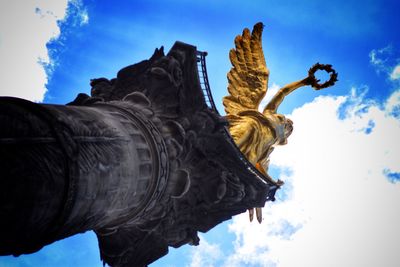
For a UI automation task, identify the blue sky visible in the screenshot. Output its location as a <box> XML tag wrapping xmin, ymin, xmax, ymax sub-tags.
<box><xmin>1</xmin><ymin>0</ymin><xmax>400</xmax><ymax>266</ymax></box>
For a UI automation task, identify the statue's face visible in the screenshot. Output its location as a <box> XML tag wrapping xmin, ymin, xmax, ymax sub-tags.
<box><xmin>276</xmin><ymin>114</ymin><xmax>293</xmax><ymax>145</ymax></box>
<box><xmin>263</xmin><ymin>111</ymin><xmax>293</xmax><ymax>145</ymax></box>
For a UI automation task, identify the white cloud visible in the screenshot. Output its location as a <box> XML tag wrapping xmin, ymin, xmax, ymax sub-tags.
<box><xmin>0</xmin><ymin>0</ymin><xmax>68</xmax><ymax>102</ymax></box>
<box><xmin>0</xmin><ymin>0</ymin><xmax>88</xmax><ymax>102</ymax></box>
<box><xmin>224</xmin><ymin>88</ymin><xmax>400</xmax><ymax>267</ymax></box>
<box><xmin>187</xmin><ymin>236</ymin><xmax>223</xmax><ymax>267</ymax></box>
<box><xmin>390</xmin><ymin>65</ymin><xmax>400</xmax><ymax>80</ymax></box>
<box><xmin>259</xmin><ymin>83</ymin><xmax>280</xmax><ymax>111</ymax></box>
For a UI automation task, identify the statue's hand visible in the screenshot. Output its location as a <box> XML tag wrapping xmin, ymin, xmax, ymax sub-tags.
<box><xmin>308</xmin><ymin>63</ymin><xmax>338</xmax><ymax>90</ymax></box>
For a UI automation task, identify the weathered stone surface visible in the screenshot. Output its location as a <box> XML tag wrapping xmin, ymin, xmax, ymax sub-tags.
<box><xmin>0</xmin><ymin>42</ymin><xmax>277</xmax><ymax>266</ymax></box>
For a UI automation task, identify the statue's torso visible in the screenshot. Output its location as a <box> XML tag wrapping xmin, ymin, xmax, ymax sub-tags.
<box><xmin>226</xmin><ymin>110</ymin><xmax>277</xmax><ymax>165</ymax></box>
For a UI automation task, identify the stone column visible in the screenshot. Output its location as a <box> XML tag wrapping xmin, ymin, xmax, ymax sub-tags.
<box><xmin>0</xmin><ymin>42</ymin><xmax>277</xmax><ymax>267</ymax></box>
<box><xmin>0</xmin><ymin>96</ymin><xmax>167</xmax><ymax>255</ymax></box>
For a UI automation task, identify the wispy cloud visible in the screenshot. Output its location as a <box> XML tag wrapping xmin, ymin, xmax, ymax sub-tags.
<box><xmin>385</xmin><ymin>90</ymin><xmax>400</xmax><ymax>118</ymax></box>
<box><xmin>390</xmin><ymin>65</ymin><xmax>400</xmax><ymax>81</ymax></box>
<box><xmin>0</xmin><ymin>0</ymin><xmax>88</xmax><ymax>102</ymax></box>
<box><xmin>187</xmin><ymin>236</ymin><xmax>223</xmax><ymax>267</ymax></box>
<box><xmin>369</xmin><ymin>45</ymin><xmax>393</xmax><ymax>71</ymax></box>
<box><xmin>65</xmin><ymin>0</ymin><xmax>89</xmax><ymax>27</ymax></box>
<box><xmin>369</xmin><ymin>45</ymin><xmax>400</xmax><ymax>84</ymax></box>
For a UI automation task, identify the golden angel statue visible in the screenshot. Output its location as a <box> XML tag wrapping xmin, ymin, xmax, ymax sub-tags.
<box><xmin>224</xmin><ymin>22</ymin><xmax>337</xmax><ymax>223</ymax></box>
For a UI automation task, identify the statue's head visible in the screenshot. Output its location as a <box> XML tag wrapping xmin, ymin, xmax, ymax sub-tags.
<box><xmin>278</xmin><ymin>115</ymin><xmax>293</xmax><ymax>145</ymax></box>
<box><xmin>262</xmin><ymin>110</ymin><xmax>293</xmax><ymax>145</ymax></box>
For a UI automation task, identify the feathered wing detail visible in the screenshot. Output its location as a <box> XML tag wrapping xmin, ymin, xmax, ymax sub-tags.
<box><xmin>223</xmin><ymin>22</ymin><xmax>269</xmax><ymax>115</ymax></box>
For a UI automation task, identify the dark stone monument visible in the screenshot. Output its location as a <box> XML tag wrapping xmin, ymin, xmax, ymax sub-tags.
<box><xmin>0</xmin><ymin>42</ymin><xmax>279</xmax><ymax>266</ymax></box>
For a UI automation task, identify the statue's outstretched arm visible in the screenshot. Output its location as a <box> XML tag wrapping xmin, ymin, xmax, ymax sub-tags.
<box><xmin>263</xmin><ymin>63</ymin><xmax>338</xmax><ymax>113</ymax></box>
<box><xmin>263</xmin><ymin>77</ymin><xmax>311</xmax><ymax>113</ymax></box>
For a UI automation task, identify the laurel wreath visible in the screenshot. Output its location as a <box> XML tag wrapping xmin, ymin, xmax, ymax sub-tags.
<box><xmin>308</xmin><ymin>63</ymin><xmax>338</xmax><ymax>90</ymax></box>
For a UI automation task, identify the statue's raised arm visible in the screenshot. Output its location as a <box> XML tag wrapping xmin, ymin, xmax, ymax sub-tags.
<box><xmin>264</xmin><ymin>63</ymin><xmax>338</xmax><ymax>113</ymax></box>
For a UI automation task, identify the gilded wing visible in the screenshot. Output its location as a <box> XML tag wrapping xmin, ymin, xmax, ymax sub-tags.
<box><xmin>223</xmin><ymin>22</ymin><xmax>269</xmax><ymax>115</ymax></box>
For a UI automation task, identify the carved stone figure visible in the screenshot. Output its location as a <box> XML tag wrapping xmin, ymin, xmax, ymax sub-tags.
<box><xmin>224</xmin><ymin>23</ymin><xmax>337</xmax><ymax>223</ymax></box>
